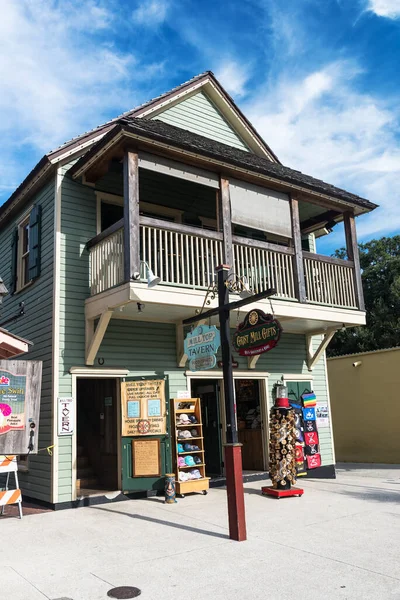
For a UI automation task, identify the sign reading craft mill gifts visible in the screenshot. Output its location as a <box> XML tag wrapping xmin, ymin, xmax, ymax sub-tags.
<box><xmin>232</xmin><ymin>309</ymin><xmax>282</xmax><ymax>357</ymax></box>
<box><xmin>184</xmin><ymin>324</ymin><xmax>221</xmax><ymax>371</ymax></box>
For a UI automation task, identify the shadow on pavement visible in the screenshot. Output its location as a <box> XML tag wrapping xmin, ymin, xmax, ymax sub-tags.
<box><xmin>92</xmin><ymin>505</ymin><xmax>230</xmax><ymax>539</ymax></box>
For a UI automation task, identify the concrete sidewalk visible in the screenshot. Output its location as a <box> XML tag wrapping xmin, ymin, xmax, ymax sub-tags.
<box><xmin>1</xmin><ymin>464</ymin><xmax>400</xmax><ymax>600</ymax></box>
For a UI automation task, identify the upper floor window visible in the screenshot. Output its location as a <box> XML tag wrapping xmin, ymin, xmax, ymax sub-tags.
<box><xmin>10</xmin><ymin>205</ymin><xmax>42</xmax><ymax>294</ymax></box>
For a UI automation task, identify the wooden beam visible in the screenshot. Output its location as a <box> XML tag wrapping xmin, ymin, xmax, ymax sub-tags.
<box><xmin>176</xmin><ymin>321</ymin><xmax>187</xmax><ymax>368</ymax></box>
<box><xmin>219</xmin><ymin>176</ymin><xmax>233</xmax><ymax>269</ymax></box>
<box><xmin>290</xmin><ymin>194</ymin><xmax>307</xmax><ymax>303</ymax></box>
<box><xmin>123</xmin><ymin>150</ymin><xmax>140</xmax><ymax>282</ymax></box>
<box><xmin>306</xmin><ymin>328</ymin><xmax>337</xmax><ymax>371</ymax></box>
<box><xmin>86</xmin><ymin>310</ymin><xmax>113</xmax><ymax>366</ymax></box>
<box><xmin>248</xmin><ymin>355</ymin><xmax>260</xmax><ymax>369</ymax></box>
<box><xmin>344</xmin><ymin>212</ymin><xmax>365</xmax><ymax>311</ymax></box>
<box><xmin>300</xmin><ymin>209</ymin><xmax>341</xmax><ymax>233</ymax></box>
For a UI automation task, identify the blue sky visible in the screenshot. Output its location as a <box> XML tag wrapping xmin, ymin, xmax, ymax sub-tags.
<box><xmin>1</xmin><ymin>0</ymin><xmax>400</xmax><ymax>254</ymax></box>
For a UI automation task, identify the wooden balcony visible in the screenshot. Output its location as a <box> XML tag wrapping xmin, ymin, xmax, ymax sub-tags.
<box><xmin>87</xmin><ymin>218</ymin><xmax>360</xmax><ymax>310</ymax></box>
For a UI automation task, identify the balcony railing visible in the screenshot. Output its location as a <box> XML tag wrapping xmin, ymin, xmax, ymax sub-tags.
<box><xmin>87</xmin><ymin>220</ymin><xmax>359</xmax><ymax>309</ymax></box>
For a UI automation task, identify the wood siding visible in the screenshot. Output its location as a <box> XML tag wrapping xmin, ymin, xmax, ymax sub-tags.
<box><xmin>0</xmin><ymin>181</ymin><xmax>55</xmax><ymax>501</ymax></box>
<box><xmin>58</xmin><ymin>164</ymin><xmax>97</xmax><ymax>502</ymax></box>
<box><xmin>154</xmin><ymin>91</ymin><xmax>250</xmax><ymax>151</ymax></box>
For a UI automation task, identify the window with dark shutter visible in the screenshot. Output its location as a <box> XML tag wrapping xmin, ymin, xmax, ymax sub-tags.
<box><xmin>10</xmin><ymin>228</ymin><xmax>19</xmax><ymax>294</ymax></box>
<box><xmin>28</xmin><ymin>204</ymin><xmax>42</xmax><ymax>281</ymax></box>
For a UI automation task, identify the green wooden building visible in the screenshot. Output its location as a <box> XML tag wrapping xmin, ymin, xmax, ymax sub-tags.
<box><xmin>0</xmin><ymin>72</ymin><xmax>377</xmax><ymax>507</ymax></box>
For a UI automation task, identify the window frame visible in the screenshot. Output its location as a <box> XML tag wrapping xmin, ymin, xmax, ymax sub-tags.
<box><xmin>16</xmin><ymin>210</ymin><xmax>33</xmax><ymax>293</ymax></box>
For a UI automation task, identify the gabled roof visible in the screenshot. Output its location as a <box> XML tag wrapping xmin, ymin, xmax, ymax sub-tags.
<box><xmin>71</xmin><ymin>117</ymin><xmax>378</xmax><ymax>213</ymax></box>
<box><xmin>49</xmin><ymin>71</ymin><xmax>279</xmax><ymax>163</ymax></box>
<box><xmin>0</xmin><ymin>71</ymin><xmax>279</xmax><ymax>226</ymax></box>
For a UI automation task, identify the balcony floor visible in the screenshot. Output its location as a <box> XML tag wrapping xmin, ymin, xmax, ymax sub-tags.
<box><xmin>85</xmin><ymin>281</ymin><xmax>366</xmax><ymax>335</ymax></box>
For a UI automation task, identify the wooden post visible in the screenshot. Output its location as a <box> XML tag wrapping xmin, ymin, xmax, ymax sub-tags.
<box><xmin>344</xmin><ymin>212</ymin><xmax>364</xmax><ymax>311</ymax></box>
<box><xmin>216</xmin><ymin>265</ymin><xmax>246</xmax><ymax>542</ymax></box>
<box><xmin>219</xmin><ymin>177</ymin><xmax>233</xmax><ymax>270</ymax></box>
<box><xmin>290</xmin><ymin>194</ymin><xmax>307</xmax><ymax>303</ymax></box>
<box><xmin>123</xmin><ymin>150</ymin><xmax>140</xmax><ymax>282</ymax></box>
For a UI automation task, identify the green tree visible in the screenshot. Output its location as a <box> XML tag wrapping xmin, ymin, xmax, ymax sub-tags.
<box><xmin>327</xmin><ymin>235</ymin><xmax>400</xmax><ymax>357</ymax></box>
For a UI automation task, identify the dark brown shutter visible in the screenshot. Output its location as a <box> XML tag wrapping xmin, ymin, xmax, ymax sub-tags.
<box><xmin>10</xmin><ymin>228</ymin><xmax>19</xmax><ymax>294</ymax></box>
<box><xmin>28</xmin><ymin>204</ymin><xmax>42</xmax><ymax>281</ymax></box>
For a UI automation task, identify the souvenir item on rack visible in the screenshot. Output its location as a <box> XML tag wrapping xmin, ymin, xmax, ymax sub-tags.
<box><xmin>178</xmin><ymin>457</ymin><xmax>186</xmax><ymax>467</ymax></box>
<box><xmin>268</xmin><ymin>396</ymin><xmax>297</xmax><ymax>490</ymax></box>
<box><xmin>295</xmin><ymin>443</ymin><xmax>307</xmax><ymax>476</ymax></box>
<box><xmin>301</xmin><ymin>392</ymin><xmax>317</xmax><ymax>407</ymax></box>
<box><xmin>304</xmin><ymin>431</ymin><xmax>319</xmax><ymax>446</ymax></box>
<box><xmin>190</xmin><ymin>428</ymin><xmax>198</xmax><ymax>437</ymax></box>
<box><xmin>307</xmin><ymin>454</ymin><xmax>321</xmax><ymax>469</ymax></box>
<box><xmin>184</xmin><ymin>456</ymin><xmax>195</xmax><ymax>466</ymax></box>
<box><xmin>178</xmin><ymin>471</ymin><xmax>190</xmax><ymax>481</ymax></box>
<box><xmin>178</xmin><ymin>413</ymin><xmax>191</xmax><ymax>424</ymax></box>
<box><xmin>304</xmin><ymin>420</ymin><xmax>317</xmax><ymax>432</ymax></box>
<box><xmin>188</xmin><ymin>415</ymin><xmax>198</xmax><ymax>424</ymax></box>
<box><xmin>188</xmin><ymin>469</ymin><xmax>202</xmax><ymax>479</ymax></box>
<box><xmin>194</xmin><ymin>456</ymin><xmax>202</xmax><ymax>464</ymax></box>
<box><xmin>178</xmin><ymin>430</ymin><xmax>192</xmax><ymax>439</ymax></box>
<box><xmin>305</xmin><ymin>444</ymin><xmax>319</xmax><ymax>456</ymax></box>
<box><xmin>303</xmin><ymin>407</ymin><xmax>316</xmax><ymax>421</ymax></box>
<box><xmin>177</xmin><ymin>443</ymin><xmax>184</xmax><ymax>453</ymax></box>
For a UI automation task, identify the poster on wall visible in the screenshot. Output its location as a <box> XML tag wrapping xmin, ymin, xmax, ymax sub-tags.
<box><xmin>121</xmin><ymin>379</ymin><xmax>166</xmax><ymax>436</ymax></box>
<box><xmin>132</xmin><ymin>439</ymin><xmax>161</xmax><ymax>477</ymax></box>
<box><xmin>316</xmin><ymin>402</ymin><xmax>329</xmax><ymax>428</ymax></box>
<box><xmin>0</xmin><ymin>360</ymin><xmax>42</xmax><ymax>455</ymax></box>
<box><xmin>58</xmin><ymin>397</ymin><xmax>74</xmax><ymax>436</ymax></box>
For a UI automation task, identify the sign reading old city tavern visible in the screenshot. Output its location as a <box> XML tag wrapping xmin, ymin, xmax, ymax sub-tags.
<box><xmin>232</xmin><ymin>310</ymin><xmax>282</xmax><ymax>356</ymax></box>
<box><xmin>184</xmin><ymin>325</ymin><xmax>220</xmax><ymax>371</ymax></box>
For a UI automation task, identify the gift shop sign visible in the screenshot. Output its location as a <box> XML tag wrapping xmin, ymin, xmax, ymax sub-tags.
<box><xmin>0</xmin><ymin>370</ymin><xmax>26</xmax><ymax>435</ymax></box>
<box><xmin>184</xmin><ymin>325</ymin><xmax>220</xmax><ymax>371</ymax></box>
<box><xmin>232</xmin><ymin>310</ymin><xmax>282</xmax><ymax>356</ymax></box>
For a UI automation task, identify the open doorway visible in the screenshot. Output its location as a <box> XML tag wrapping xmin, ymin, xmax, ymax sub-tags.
<box><xmin>191</xmin><ymin>379</ymin><xmax>223</xmax><ymax>477</ymax></box>
<box><xmin>236</xmin><ymin>379</ymin><xmax>265</xmax><ymax>471</ymax></box>
<box><xmin>76</xmin><ymin>378</ymin><xmax>119</xmax><ymax>495</ymax></box>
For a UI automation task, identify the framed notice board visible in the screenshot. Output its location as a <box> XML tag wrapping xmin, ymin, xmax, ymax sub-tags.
<box><xmin>121</xmin><ymin>378</ymin><xmax>166</xmax><ymax>436</ymax></box>
<box><xmin>132</xmin><ymin>439</ymin><xmax>161</xmax><ymax>477</ymax></box>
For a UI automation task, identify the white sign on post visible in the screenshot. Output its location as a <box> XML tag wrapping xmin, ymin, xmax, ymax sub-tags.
<box><xmin>58</xmin><ymin>397</ymin><xmax>74</xmax><ymax>435</ymax></box>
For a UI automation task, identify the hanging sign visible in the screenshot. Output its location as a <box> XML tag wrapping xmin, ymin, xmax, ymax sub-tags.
<box><xmin>58</xmin><ymin>397</ymin><xmax>74</xmax><ymax>436</ymax></box>
<box><xmin>232</xmin><ymin>309</ymin><xmax>282</xmax><ymax>356</ymax></box>
<box><xmin>189</xmin><ymin>355</ymin><xmax>216</xmax><ymax>371</ymax></box>
<box><xmin>121</xmin><ymin>379</ymin><xmax>166</xmax><ymax>436</ymax></box>
<box><xmin>184</xmin><ymin>325</ymin><xmax>220</xmax><ymax>371</ymax></box>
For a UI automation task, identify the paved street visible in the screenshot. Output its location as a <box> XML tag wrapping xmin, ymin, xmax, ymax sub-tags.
<box><xmin>1</xmin><ymin>464</ymin><xmax>400</xmax><ymax>600</ymax></box>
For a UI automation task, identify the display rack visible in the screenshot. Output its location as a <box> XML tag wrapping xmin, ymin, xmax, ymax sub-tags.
<box><xmin>171</xmin><ymin>397</ymin><xmax>210</xmax><ymax>498</ymax></box>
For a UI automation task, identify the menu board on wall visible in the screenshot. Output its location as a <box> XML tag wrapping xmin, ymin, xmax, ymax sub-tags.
<box><xmin>132</xmin><ymin>439</ymin><xmax>161</xmax><ymax>477</ymax></box>
<box><xmin>121</xmin><ymin>379</ymin><xmax>166</xmax><ymax>436</ymax></box>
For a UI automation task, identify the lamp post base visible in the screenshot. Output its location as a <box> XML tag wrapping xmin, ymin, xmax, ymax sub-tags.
<box><xmin>224</xmin><ymin>443</ymin><xmax>247</xmax><ymax>541</ymax></box>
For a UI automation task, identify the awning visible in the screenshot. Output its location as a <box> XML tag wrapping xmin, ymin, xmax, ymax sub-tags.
<box><xmin>0</xmin><ymin>328</ymin><xmax>32</xmax><ymax>359</ymax></box>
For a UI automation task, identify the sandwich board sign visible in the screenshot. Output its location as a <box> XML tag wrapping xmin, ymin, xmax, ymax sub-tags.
<box><xmin>0</xmin><ymin>360</ymin><xmax>42</xmax><ymax>455</ymax></box>
<box><xmin>184</xmin><ymin>325</ymin><xmax>220</xmax><ymax>371</ymax></box>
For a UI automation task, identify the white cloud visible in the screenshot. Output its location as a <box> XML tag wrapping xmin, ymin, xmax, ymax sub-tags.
<box><xmin>132</xmin><ymin>1</ymin><xmax>169</xmax><ymax>26</ymax></box>
<box><xmin>215</xmin><ymin>61</ymin><xmax>250</xmax><ymax>97</ymax></box>
<box><xmin>245</xmin><ymin>60</ymin><xmax>400</xmax><ymax>239</ymax></box>
<box><xmin>0</xmin><ymin>0</ymin><xmax>165</xmax><ymax>200</ymax></box>
<box><xmin>366</xmin><ymin>0</ymin><xmax>400</xmax><ymax>18</ymax></box>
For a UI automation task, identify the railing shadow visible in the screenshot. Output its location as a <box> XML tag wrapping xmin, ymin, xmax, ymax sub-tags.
<box><xmin>91</xmin><ymin>505</ymin><xmax>230</xmax><ymax>540</ymax></box>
